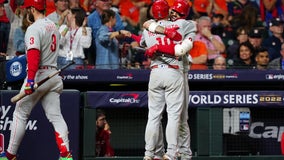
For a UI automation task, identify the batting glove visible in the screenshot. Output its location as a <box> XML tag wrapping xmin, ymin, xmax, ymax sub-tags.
<box><xmin>164</xmin><ymin>26</ymin><xmax>182</xmax><ymax>41</ymax></box>
<box><xmin>25</xmin><ymin>79</ymin><xmax>35</xmax><ymax>95</ymax></box>
<box><xmin>145</xmin><ymin>44</ymin><xmax>158</xmax><ymax>58</ymax></box>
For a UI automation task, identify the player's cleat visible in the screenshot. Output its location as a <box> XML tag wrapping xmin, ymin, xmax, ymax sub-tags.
<box><xmin>178</xmin><ymin>153</ymin><xmax>192</xmax><ymax>160</ymax></box>
<box><xmin>0</xmin><ymin>153</ymin><xmax>8</xmax><ymax>160</ymax></box>
<box><xmin>59</xmin><ymin>157</ymin><xmax>73</xmax><ymax>160</ymax></box>
<box><xmin>0</xmin><ymin>152</ymin><xmax>8</xmax><ymax>160</ymax></box>
<box><xmin>143</xmin><ymin>155</ymin><xmax>153</xmax><ymax>160</ymax></box>
<box><xmin>0</xmin><ymin>152</ymin><xmax>16</xmax><ymax>160</ymax></box>
<box><xmin>59</xmin><ymin>152</ymin><xmax>73</xmax><ymax>160</ymax></box>
<box><xmin>162</xmin><ymin>154</ymin><xmax>174</xmax><ymax>160</ymax></box>
<box><xmin>153</xmin><ymin>155</ymin><xmax>162</xmax><ymax>160</ymax></box>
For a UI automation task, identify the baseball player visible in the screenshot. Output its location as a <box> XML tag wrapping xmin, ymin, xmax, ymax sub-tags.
<box><xmin>143</xmin><ymin>0</ymin><xmax>196</xmax><ymax>159</ymax></box>
<box><xmin>0</xmin><ymin>0</ymin><xmax>73</xmax><ymax>159</ymax></box>
<box><xmin>141</xmin><ymin>0</ymin><xmax>195</xmax><ymax>160</ymax></box>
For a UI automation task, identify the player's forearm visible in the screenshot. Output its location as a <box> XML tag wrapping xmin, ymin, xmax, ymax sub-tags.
<box><xmin>147</xmin><ymin>21</ymin><xmax>165</xmax><ymax>34</ymax></box>
<box><xmin>27</xmin><ymin>49</ymin><xmax>40</xmax><ymax>80</ymax></box>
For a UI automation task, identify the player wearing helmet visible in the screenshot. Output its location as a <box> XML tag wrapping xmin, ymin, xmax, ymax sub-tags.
<box><xmin>0</xmin><ymin>0</ymin><xmax>73</xmax><ymax>159</ymax></box>
<box><xmin>144</xmin><ymin>0</ymin><xmax>194</xmax><ymax>58</ymax></box>
<box><xmin>141</xmin><ymin>0</ymin><xmax>195</xmax><ymax>160</ymax></box>
<box><xmin>143</xmin><ymin>0</ymin><xmax>195</xmax><ymax>160</ymax></box>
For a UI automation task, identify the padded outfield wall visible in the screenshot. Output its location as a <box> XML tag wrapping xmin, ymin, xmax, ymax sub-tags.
<box><xmin>2</xmin><ymin>69</ymin><xmax>284</xmax><ymax>159</ymax></box>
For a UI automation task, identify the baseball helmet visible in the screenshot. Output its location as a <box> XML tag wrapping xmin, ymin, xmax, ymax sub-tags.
<box><xmin>22</xmin><ymin>0</ymin><xmax>45</xmax><ymax>10</ymax></box>
<box><xmin>171</xmin><ymin>0</ymin><xmax>190</xmax><ymax>18</ymax></box>
<box><xmin>152</xmin><ymin>0</ymin><xmax>170</xmax><ymax>20</ymax></box>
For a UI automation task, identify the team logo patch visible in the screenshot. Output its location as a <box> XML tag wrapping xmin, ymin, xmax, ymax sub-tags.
<box><xmin>9</xmin><ymin>61</ymin><xmax>23</xmax><ymax>77</ymax></box>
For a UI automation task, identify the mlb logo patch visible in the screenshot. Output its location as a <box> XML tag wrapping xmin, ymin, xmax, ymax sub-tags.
<box><xmin>5</xmin><ymin>55</ymin><xmax>27</xmax><ymax>82</ymax></box>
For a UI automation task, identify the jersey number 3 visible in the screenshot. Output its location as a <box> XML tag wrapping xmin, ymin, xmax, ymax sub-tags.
<box><xmin>50</xmin><ymin>34</ymin><xmax>57</xmax><ymax>52</ymax></box>
<box><xmin>29</xmin><ymin>34</ymin><xmax>57</xmax><ymax>52</ymax></box>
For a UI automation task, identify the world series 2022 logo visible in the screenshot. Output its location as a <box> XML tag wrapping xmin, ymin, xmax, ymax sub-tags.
<box><xmin>259</xmin><ymin>95</ymin><xmax>283</xmax><ymax>103</ymax></box>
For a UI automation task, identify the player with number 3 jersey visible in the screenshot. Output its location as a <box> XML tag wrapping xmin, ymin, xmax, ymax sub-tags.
<box><xmin>0</xmin><ymin>0</ymin><xmax>73</xmax><ymax>159</ymax></box>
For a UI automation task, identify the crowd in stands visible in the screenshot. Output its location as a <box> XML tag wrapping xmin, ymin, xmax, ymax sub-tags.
<box><xmin>1</xmin><ymin>0</ymin><xmax>284</xmax><ymax>70</ymax></box>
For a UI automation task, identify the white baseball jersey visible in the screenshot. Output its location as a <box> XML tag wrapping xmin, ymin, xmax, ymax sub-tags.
<box><xmin>142</xmin><ymin>18</ymin><xmax>196</xmax><ymax>159</ymax></box>
<box><xmin>25</xmin><ymin>18</ymin><xmax>60</xmax><ymax>67</ymax></box>
<box><xmin>140</xmin><ymin>19</ymin><xmax>196</xmax><ymax>71</ymax></box>
<box><xmin>7</xmin><ymin>17</ymin><xmax>71</xmax><ymax>157</ymax></box>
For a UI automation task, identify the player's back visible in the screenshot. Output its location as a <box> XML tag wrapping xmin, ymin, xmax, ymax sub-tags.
<box><xmin>141</xmin><ymin>20</ymin><xmax>174</xmax><ymax>48</ymax></box>
<box><xmin>174</xmin><ymin>19</ymin><xmax>196</xmax><ymax>40</ymax></box>
<box><xmin>141</xmin><ymin>20</ymin><xmax>184</xmax><ymax>68</ymax></box>
<box><xmin>25</xmin><ymin>18</ymin><xmax>60</xmax><ymax>68</ymax></box>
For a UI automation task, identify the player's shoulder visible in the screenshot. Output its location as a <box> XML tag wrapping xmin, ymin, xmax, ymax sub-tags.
<box><xmin>157</xmin><ymin>19</ymin><xmax>172</xmax><ymax>27</ymax></box>
<box><xmin>26</xmin><ymin>23</ymin><xmax>37</xmax><ymax>32</ymax></box>
<box><xmin>176</xmin><ymin>19</ymin><xmax>195</xmax><ymax>25</ymax></box>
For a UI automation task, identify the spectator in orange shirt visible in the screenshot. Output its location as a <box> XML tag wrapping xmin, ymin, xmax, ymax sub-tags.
<box><xmin>189</xmin><ymin>41</ymin><xmax>208</xmax><ymax>70</ymax></box>
<box><xmin>212</xmin><ymin>0</ymin><xmax>229</xmax><ymax>26</ymax></box>
<box><xmin>79</xmin><ymin>0</ymin><xmax>90</xmax><ymax>12</ymax></box>
<box><xmin>192</xmin><ymin>0</ymin><xmax>212</xmax><ymax>18</ymax></box>
<box><xmin>119</xmin><ymin>0</ymin><xmax>151</xmax><ymax>34</ymax></box>
<box><xmin>212</xmin><ymin>0</ymin><xmax>228</xmax><ymax>15</ymax></box>
<box><xmin>119</xmin><ymin>0</ymin><xmax>139</xmax><ymax>34</ymax></box>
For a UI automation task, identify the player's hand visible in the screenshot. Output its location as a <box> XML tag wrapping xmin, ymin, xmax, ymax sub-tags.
<box><xmin>145</xmin><ymin>44</ymin><xmax>158</xmax><ymax>58</ymax></box>
<box><xmin>119</xmin><ymin>30</ymin><xmax>132</xmax><ymax>37</ymax></box>
<box><xmin>24</xmin><ymin>79</ymin><xmax>35</xmax><ymax>95</ymax></box>
<box><xmin>164</xmin><ymin>26</ymin><xmax>182</xmax><ymax>41</ymax></box>
<box><xmin>143</xmin><ymin>19</ymin><xmax>154</xmax><ymax>29</ymax></box>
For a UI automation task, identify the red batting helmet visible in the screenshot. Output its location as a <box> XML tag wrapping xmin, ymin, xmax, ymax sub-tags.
<box><xmin>152</xmin><ymin>0</ymin><xmax>170</xmax><ymax>20</ymax></box>
<box><xmin>171</xmin><ymin>0</ymin><xmax>190</xmax><ymax>18</ymax></box>
<box><xmin>22</xmin><ymin>0</ymin><xmax>45</xmax><ymax>11</ymax></box>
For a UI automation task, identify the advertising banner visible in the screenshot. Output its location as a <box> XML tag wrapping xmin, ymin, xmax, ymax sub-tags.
<box><xmin>188</xmin><ymin>90</ymin><xmax>284</xmax><ymax>107</ymax></box>
<box><xmin>0</xmin><ymin>90</ymin><xmax>80</xmax><ymax>160</ymax></box>
<box><xmin>86</xmin><ymin>91</ymin><xmax>148</xmax><ymax>108</ymax></box>
<box><xmin>85</xmin><ymin>90</ymin><xmax>284</xmax><ymax>155</ymax></box>
<box><xmin>61</xmin><ymin>69</ymin><xmax>284</xmax><ymax>84</ymax></box>
<box><xmin>225</xmin><ymin>108</ymin><xmax>284</xmax><ymax>155</ymax></box>
<box><xmin>85</xmin><ymin>90</ymin><xmax>284</xmax><ymax>108</ymax></box>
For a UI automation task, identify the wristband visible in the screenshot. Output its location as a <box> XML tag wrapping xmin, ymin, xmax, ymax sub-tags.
<box><xmin>148</xmin><ymin>22</ymin><xmax>158</xmax><ymax>33</ymax></box>
<box><xmin>27</xmin><ymin>79</ymin><xmax>34</xmax><ymax>83</ymax></box>
<box><xmin>64</xmin><ymin>27</ymin><xmax>69</xmax><ymax>32</ymax></box>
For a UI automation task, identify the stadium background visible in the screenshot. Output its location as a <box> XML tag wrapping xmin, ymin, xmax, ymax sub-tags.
<box><xmin>1</xmin><ymin>69</ymin><xmax>284</xmax><ymax>159</ymax></box>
